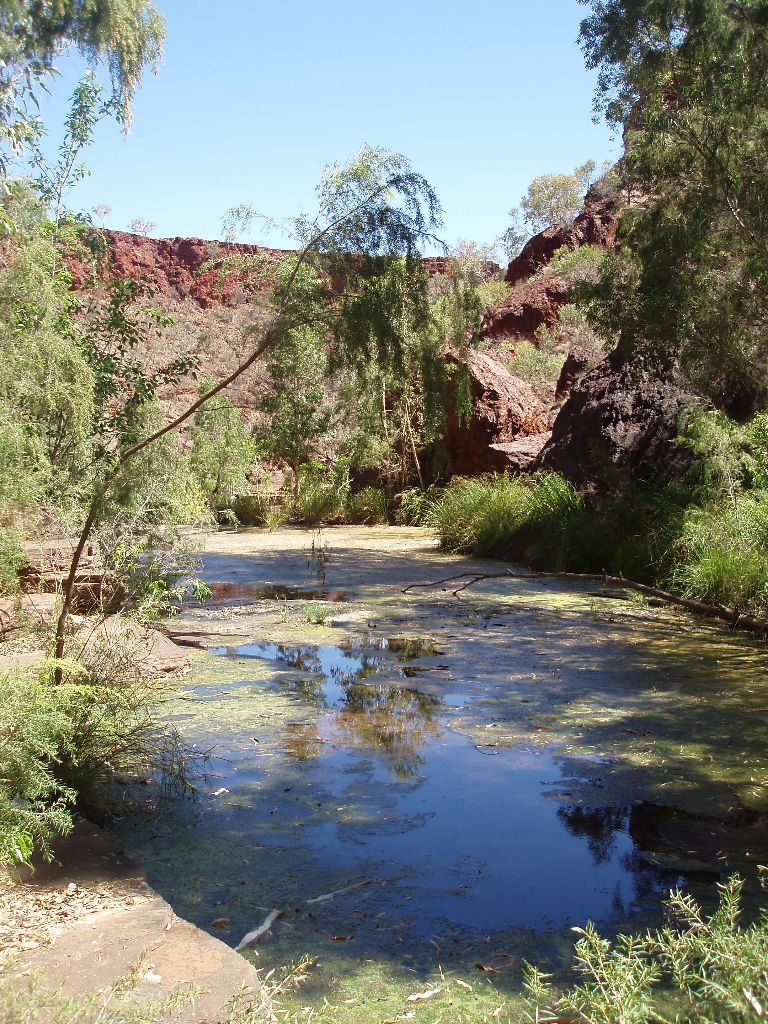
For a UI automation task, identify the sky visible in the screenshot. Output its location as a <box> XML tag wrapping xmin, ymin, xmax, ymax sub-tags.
<box><xmin>31</xmin><ymin>0</ymin><xmax>620</xmax><ymax>253</ymax></box>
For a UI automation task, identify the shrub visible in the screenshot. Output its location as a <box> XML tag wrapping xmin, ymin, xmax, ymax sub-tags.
<box><xmin>0</xmin><ymin>528</ymin><xmax>25</xmax><ymax>595</ymax></box>
<box><xmin>0</xmin><ymin>634</ymin><xmax>198</xmax><ymax>867</ymax></box>
<box><xmin>526</xmin><ymin>875</ymin><xmax>768</xmax><ymax>1024</ymax></box>
<box><xmin>506</xmin><ymin>340</ymin><xmax>563</xmax><ymax>391</ymax></box>
<box><xmin>346</xmin><ymin>486</ymin><xmax>391</xmax><ymax>525</ymax></box>
<box><xmin>548</xmin><ymin>243</ymin><xmax>607</xmax><ymax>285</ymax></box>
<box><xmin>0</xmin><ymin>671</ymin><xmax>76</xmax><ymax>866</ymax></box>
<box><xmin>297</xmin><ymin>462</ymin><xmax>349</xmax><ymax>524</ymax></box>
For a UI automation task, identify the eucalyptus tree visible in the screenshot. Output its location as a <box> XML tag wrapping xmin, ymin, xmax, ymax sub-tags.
<box><xmin>0</xmin><ymin>0</ymin><xmax>164</xmax><ymax>168</ymax></box>
<box><xmin>52</xmin><ymin>145</ymin><xmax>444</xmax><ymax>677</ymax></box>
<box><xmin>578</xmin><ymin>0</ymin><xmax>768</xmax><ymax>410</ymax></box>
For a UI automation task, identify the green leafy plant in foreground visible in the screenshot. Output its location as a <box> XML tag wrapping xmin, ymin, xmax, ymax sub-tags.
<box><xmin>524</xmin><ymin>875</ymin><xmax>768</xmax><ymax>1024</ymax></box>
<box><xmin>0</xmin><ymin>672</ymin><xmax>76</xmax><ymax>865</ymax></box>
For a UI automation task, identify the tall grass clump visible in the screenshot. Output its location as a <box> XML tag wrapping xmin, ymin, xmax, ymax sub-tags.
<box><xmin>430</xmin><ymin>472</ymin><xmax>584</xmax><ymax>564</ymax></box>
<box><xmin>346</xmin><ymin>486</ymin><xmax>391</xmax><ymax>525</ymax></box>
<box><xmin>667</xmin><ymin>494</ymin><xmax>768</xmax><ymax>614</ymax></box>
<box><xmin>394</xmin><ymin>486</ymin><xmax>442</xmax><ymax>526</ymax></box>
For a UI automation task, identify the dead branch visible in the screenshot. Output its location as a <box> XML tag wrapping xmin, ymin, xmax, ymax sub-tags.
<box><xmin>404</xmin><ymin>570</ymin><xmax>768</xmax><ymax>636</ymax></box>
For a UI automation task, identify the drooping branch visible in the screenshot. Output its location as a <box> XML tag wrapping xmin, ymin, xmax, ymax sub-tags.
<box><xmin>403</xmin><ymin>570</ymin><xmax>768</xmax><ymax>636</ymax></box>
<box><xmin>52</xmin><ymin>171</ymin><xmax>436</xmax><ymax>680</ymax></box>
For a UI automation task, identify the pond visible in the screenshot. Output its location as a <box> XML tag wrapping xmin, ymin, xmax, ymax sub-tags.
<box><xmin>112</xmin><ymin>526</ymin><xmax>768</xmax><ymax>1018</ymax></box>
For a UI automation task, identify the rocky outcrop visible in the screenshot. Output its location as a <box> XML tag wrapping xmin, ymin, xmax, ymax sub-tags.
<box><xmin>67</xmin><ymin>230</ymin><xmax>489</xmax><ymax>310</ymax></box>
<box><xmin>505</xmin><ymin>188</ymin><xmax>619</xmax><ymax>286</ymax></box>
<box><xmin>444</xmin><ymin>351</ymin><xmax>549</xmax><ymax>474</ymax></box>
<box><xmin>67</xmin><ymin>230</ymin><xmax>291</xmax><ymax>309</ymax></box>
<box><xmin>479</xmin><ymin>273</ymin><xmax>570</xmax><ymax>344</ymax></box>
<box><xmin>536</xmin><ymin>341</ymin><xmax>693</xmax><ymax>484</ymax></box>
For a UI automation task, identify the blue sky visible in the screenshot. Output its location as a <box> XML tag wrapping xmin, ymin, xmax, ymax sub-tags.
<box><xmin>32</xmin><ymin>0</ymin><xmax>619</xmax><ymax>252</ymax></box>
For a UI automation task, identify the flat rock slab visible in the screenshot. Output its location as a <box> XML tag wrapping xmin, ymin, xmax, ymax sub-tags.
<box><xmin>6</xmin><ymin>821</ymin><xmax>263</xmax><ymax>1024</ymax></box>
<box><xmin>76</xmin><ymin>615</ymin><xmax>192</xmax><ymax>678</ymax></box>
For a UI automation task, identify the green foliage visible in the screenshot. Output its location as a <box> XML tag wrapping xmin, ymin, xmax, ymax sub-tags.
<box><xmin>258</xmin><ymin>323</ymin><xmax>334</xmax><ymax>496</ymax></box>
<box><xmin>526</xmin><ymin>875</ymin><xmax>768</xmax><ymax>1024</ymax></box>
<box><xmin>189</xmin><ymin>380</ymin><xmax>256</xmax><ymax>515</ymax></box>
<box><xmin>346</xmin><ymin>486</ymin><xmax>392</xmax><ymax>525</ymax></box>
<box><xmin>579</xmin><ymin>0</ymin><xmax>768</xmax><ymax>405</ymax></box>
<box><xmin>296</xmin><ymin>461</ymin><xmax>349</xmax><ymax>524</ymax></box>
<box><xmin>0</xmin><ymin>672</ymin><xmax>76</xmax><ymax>866</ymax></box>
<box><xmin>548</xmin><ymin>243</ymin><xmax>607</xmax><ymax>285</ymax></box>
<box><xmin>303</xmin><ymin>602</ymin><xmax>333</xmax><ymax>624</ymax></box>
<box><xmin>0</xmin><ymin>527</ymin><xmax>24</xmax><ymax>595</ymax></box>
<box><xmin>500</xmin><ymin>161</ymin><xmax>607</xmax><ymax>258</ymax></box>
<box><xmin>0</xmin><ymin>0</ymin><xmax>165</xmax><ymax>161</ymax></box>
<box><xmin>681</xmin><ymin>408</ymin><xmax>768</xmax><ymax>496</ymax></box>
<box><xmin>0</xmin><ymin>209</ymin><xmax>95</xmax><ymax>517</ymax></box>
<box><xmin>506</xmin><ymin>340</ymin><xmax>564</xmax><ymax>391</ymax></box>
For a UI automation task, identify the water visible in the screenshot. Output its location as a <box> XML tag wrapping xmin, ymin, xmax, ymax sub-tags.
<box><xmin>113</xmin><ymin>526</ymin><xmax>768</xmax><ymax>988</ymax></box>
<box><xmin>117</xmin><ymin>635</ymin><xmax>685</xmax><ymax>962</ymax></box>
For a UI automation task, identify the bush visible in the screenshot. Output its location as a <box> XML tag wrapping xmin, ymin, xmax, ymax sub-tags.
<box><xmin>506</xmin><ymin>340</ymin><xmax>563</xmax><ymax>391</ymax></box>
<box><xmin>346</xmin><ymin>486</ymin><xmax>391</xmax><ymax>525</ymax></box>
<box><xmin>0</xmin><ymin>637</ymin><xmax>196</xmax><ymax>868</ymax></box>
<box><xmin>297</xmin><ymin>462</ymin><xmax>349</xmax><ymax>525</ymax></box>
<box><xmin>230</xmin><ymin>490</ymin><xmax>273</xmax><ymax>526</ymax></box>
<box><xmin>548</xmin><ymin>243</ymin><xmax>607</xmax><ymax>285</ymax></box>
<box><xmin>526</xmin><ymin>875</ymin><xmax>768</xmax><ymax>1024</ymax></box>
<box><xmin>0</xmin><ymin>671</ymin><xmax>76</xmax><ymax>866</ymax></box>
<box><xmin>0</xmin><ymin>528</ymin><xmax>25</xmax><ymax>595</ymax></box>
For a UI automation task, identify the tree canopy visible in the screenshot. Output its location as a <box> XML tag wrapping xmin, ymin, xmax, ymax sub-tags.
<box><xmin>578</xmin><ymin>0</ymin><xmax>768</xmax><ymax>411</ymax></box>
<box><xmin>0</xmin><ymin>0</ymin><xmax>165</xmax><ymax>160</ymax></box>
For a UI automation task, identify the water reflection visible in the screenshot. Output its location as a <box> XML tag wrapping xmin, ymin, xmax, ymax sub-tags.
<box><xmin>557</xmin><ymin>805</ymin><xmax>628</xmax><ymax>864</ymax></box>
<box><xmin>332</xmin><ymin>684</ymin><xmax>443</xmax><ymax>778</ymax></box>
<box><xmin>212</xmin><ymin>639</ymin><xmax>447</xmax><ymax>777</ymax></box>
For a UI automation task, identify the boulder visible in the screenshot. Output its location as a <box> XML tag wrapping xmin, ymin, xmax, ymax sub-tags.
<box><xmin>489</xmin><ymin>433</ymin><xmax>553</xmax><ymax>473</ymax></box>
<box><xmin>537</xmin><ymin>340</ymin><xmax>693</xmax><ymax>485</ymax></box>
<box><xmin>76</xmin><ymin>615</ymin><xmax>191</xmax><ymax>678</ymax></box>
<box><xmin>444</xmin><ymin>350</ymin><xmax>548</xmax><ymax>474</ymax></box>
<box><xmin>479</xmin><ymin>274</ymin><xmax>569</xmax><ymax>344</ymax></box>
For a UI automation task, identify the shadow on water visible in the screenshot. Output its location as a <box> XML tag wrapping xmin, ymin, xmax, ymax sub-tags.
<box><xmin>115</xmin><ymin>530</ymin><xmax>768</xmax><ymax>1007</ymax></box>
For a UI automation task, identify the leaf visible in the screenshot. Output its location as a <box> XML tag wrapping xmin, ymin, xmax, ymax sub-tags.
<box><xmin>454</xmin><ymin>979</ymin><xmax>473</xmax><ymax>991</ymax></box>
<box><xmin>474</xmin><ymin>962</ymin><xmax>498</xmax><ymax>973</ymax></box>
<box><xmin>406</xmin><ymin>987</ymin><xmax>442</xmax><ymax>1002</ymax></box>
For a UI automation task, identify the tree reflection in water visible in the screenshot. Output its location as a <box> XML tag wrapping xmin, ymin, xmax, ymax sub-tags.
<box><xmin>331</xmin><ymin>683</ymin><xmax>443</xmax><ymax>779</ymax></box>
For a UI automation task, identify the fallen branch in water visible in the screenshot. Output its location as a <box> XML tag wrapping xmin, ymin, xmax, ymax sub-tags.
<box><xmin>235</xmin><ymin>908</ymin><xmax>283</xmax><ymax>951</ymax></box>
<box><xmin>306</xmin><ymin>879</ymin><xmax>372</xmax><ymax>905</ymax></box>
<box><xmin>403</xmin><ymin>570</ymin><xmax>768</xmax><ymax>636</ymax></box>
